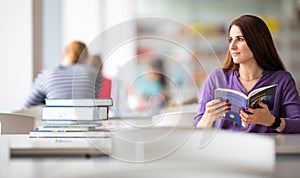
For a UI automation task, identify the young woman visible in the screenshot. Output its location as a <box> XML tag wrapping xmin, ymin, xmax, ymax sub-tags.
<box><xmin>193</xmin><ymin>15</ymin><xmax>300</xmax><ymax>133</ymax></box>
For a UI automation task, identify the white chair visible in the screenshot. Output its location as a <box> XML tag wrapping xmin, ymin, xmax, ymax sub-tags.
<box><xmin>0</xmin><ymin>113</ymin><xmax>35</xmax><ymax>134</ymax></box>
<box><xmin>12</xmin><ymin>105</ymin><xmax>43</xmax><ymax>127</ymax></box>
<box><xmin>152</xmin><ymin>111</ymin><xmax>197</xmax><ymax>128</ymax></box>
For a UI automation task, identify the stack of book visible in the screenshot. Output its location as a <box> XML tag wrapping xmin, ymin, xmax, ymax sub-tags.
<box><xmin>30</xmin><ymin>98</ymin><xmax>113</xmax><ymax>138</ymax></box>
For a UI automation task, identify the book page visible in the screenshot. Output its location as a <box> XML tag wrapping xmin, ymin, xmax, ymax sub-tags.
<box><xmin>248</xmin><ymin>84</ymin><xmax>277</xmax><ymax>98</ymax></box>
<box><xmin>248</xmin><ymin>84</ymin><xmax>277</xmax><ymax>110</ymax></box>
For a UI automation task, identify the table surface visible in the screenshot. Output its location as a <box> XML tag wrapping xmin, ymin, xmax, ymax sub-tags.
<box><xmin>1</xmin><ymin>132</ymin><xmax>300</xmax><ymax>178</ymax></box>
<box><xmin>1</xmin><ymin>110</ymin><xmax>300</xmax><ymax>178</ymax></box>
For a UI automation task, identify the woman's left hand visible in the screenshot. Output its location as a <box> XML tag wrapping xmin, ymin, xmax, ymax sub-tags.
<box><xmin>239</xmin><ymin>100</ymin><xmax>275</xmax><ymax>126</ymax></box>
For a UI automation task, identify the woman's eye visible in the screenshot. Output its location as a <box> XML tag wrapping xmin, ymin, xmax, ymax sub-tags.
<box><xmin>228</xmin><ymin>38</ymin><xmax>232</xmax><ymax>43</ymax></box>
<box><xmin>238</xmin><ymin>37</ymin><xmax>244</xmax><ymax>42</ymax></box>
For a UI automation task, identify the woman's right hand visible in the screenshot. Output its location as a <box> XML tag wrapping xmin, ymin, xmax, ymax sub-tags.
<box><xmin>197</xmin><ymin>99</ymin><xmax>231</xmax><ymax>128</ymax></box>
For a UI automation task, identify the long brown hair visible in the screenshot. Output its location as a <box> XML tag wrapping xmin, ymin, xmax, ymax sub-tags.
<box><xmin>65</xmin><ymin>41</ymin><xmax>88</xmax><ymax>64</ymax></box>
<box><xmin>222</xmin><ymin>15</ymin><xmax>285</xmax><ymax>72</ymax></box>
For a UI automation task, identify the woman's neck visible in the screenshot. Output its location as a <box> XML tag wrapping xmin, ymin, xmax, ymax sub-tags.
<box><xmin>61</xmin><ymin>57</ymin><xmax>74</xmax><ymax>66</ymax></box>
<box><xmin>238</xmin><ymin>64</ymin><xmax>263</xmax><ymax>92</ymax></box>
<box><xmin>238</xmin><ymin>65</ymin><xmax>263</xmax><ymax>81</ymax></box>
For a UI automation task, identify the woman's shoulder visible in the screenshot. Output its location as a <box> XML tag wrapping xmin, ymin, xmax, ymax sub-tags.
<box><xmin>38</xmin><ymin>65</ymin><xmax>79</xmax><ymax>76</ymax></box>
<box><xmin>264</xmin><ymin>70</ymin><xmax>293</xmax><ymax>80</ymax></box>
<box><xmin>208</xmin><ymin>68</ymin><xmax>232</xmax><ymax>78</ymax></box>
<box><xmin>58</xmin><ymin>63</ymin><xmax>98</xmax><ymax>72</ymax></box>
<box><xmin>262</xmin><ymin>70</ymin><xmax>296</xmax><ymax>89</ymax></box>
<box><xmin>205</xmin><ymin>68</ymin><xmax>232</xmax><ymax>88</ymax></box>
<box><xmin>36</xmin><ymin>67</ymin><xmax>57</xmax><ymax>76</ymax></box>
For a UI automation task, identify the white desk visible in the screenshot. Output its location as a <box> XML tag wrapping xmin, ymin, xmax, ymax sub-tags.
<box><xmin>0</xmin><ymin>131</ymin><xmax>274</xmax><ymax>178</ymax></box>
<box><xmin>272</xmin><ymin>134</ymin><xmax>300</xmax><ymax>154</ymax></box>
<box><xmin>1</xmin><ymin>127</ymin><xmax>300</xmax><ymax>178</ymax></box>
<box><xmin>6</xmin><ymin>135</ymin><xmax>110</xmax><ymax>157</ymax></box>
<box><xmin>268</xmin><ymin>134</ymin><xmax>300</xmax><ymax>178</ymax></box>
<box><xmin>5</xmin><ymin>133</ymin><xmax>300</xmax><ymax>156</ymax></box>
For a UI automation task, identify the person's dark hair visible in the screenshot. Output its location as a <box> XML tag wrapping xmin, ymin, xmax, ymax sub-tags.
<box><xmin>152</xmin><ymin>59</ymin><xmax>167</xmax><ymax>87</ymax></box>
<box><xmin>222</xmin><ymin>15</ymin><xmax>285</xmax><ymax>72</ymax></box>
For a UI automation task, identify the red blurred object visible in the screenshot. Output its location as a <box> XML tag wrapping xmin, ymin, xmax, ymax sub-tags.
<box><xmin>98</xmin><ymin>77</ymin><xmax>112</xmax><ymax>98</ymax></box>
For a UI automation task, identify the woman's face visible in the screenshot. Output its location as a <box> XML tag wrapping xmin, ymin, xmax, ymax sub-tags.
<box><xmin>228</xmin><ymin>25</ymin><xmax>255</xmax><ymax>64</ymax></box>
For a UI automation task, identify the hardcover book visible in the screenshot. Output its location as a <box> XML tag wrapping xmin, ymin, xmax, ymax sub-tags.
<box><xmin>42</xmin><ymin>106</ymin><xmax>108</xmax><ymax>121</ymax></box>
<box><xmin>45</xmin><ymin>98</ymin><xmax>113</xmax><ymax>107</ymax></box>
<box><xmin>214</xmin><ymin>84</ymin><xmax>277</xmax><ymax>127</ymax></box>
<box><xmin>42</xmin><ymin>120</ymin><xmax>102</xmax><ymax>127</ymax></box>
<box><xmin>29</xmin><ymin>130</ymin><xmax>111</xmax><ymax>138</ymax></box>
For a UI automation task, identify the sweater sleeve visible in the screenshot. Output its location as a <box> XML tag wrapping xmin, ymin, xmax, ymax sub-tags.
<box><xmin>280</xmin><ymin>73</ymin><xmax>300</xmax><ymax>133</ymax></box>
<box><xmin>23</xmin><ymin>72</ymin><xmax>46</xmax><ymax>108</ymax></box>
<box><xmin>193</xmin><ymin>73</ymin><xmax>215</xmax><ymax>126</ymax></box>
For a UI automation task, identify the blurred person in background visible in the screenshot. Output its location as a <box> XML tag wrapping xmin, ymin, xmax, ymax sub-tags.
<box><xmin>128</xmin><ymin>58</ymin><xmax>169</xmax><ymax>111</ymax></box>
<box><xmin>84</xmin><ymin>54</ymin><xmax>112</xmax><ymax>98</ymax></box>
<box><xmin>23</xmin><ymin>41</ymin><xmax>101</xmax><ymax>108</ymax></box>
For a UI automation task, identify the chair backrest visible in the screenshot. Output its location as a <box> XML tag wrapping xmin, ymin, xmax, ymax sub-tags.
<box><xmin>0</xmin><ymin>113</ymin><xmax>35</xmax><ymax>134</ymax></box>
<box><xmin>152</xmin><ymin>111</ymin><xmax>197</xmax><ymax>128</ymax></box>
<box><xmin>12</xmin><ymin>105</ymin><xmax>43</xmax><ymax>127</ymax></box>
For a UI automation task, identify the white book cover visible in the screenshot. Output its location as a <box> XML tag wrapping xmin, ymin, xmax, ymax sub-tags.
<box><xmin>29</xmin><ymin>130</ymin><xmax>111</xmax><ymax>138</ymax></box>
<box><xmin>42</xmin><ymin>106</ymin><xmax>108</xmax><ymax>120</ymax></box>
<box><xmin>45</xmin><ymin>98</ymin><xmax>113</xmax><ymax>107</ymax></box>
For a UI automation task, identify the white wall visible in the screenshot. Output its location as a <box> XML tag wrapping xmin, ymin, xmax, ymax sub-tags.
<box><xmin>0</xmin><ymin>0</ymin><xmax>137</xmax><ymax>112</ymax></box>
<box><xmin>61</xmin><ymin>0</ymin><xmax>137</xmax><ymax>112</ymax></box>
<box><xmin>102</xmin><ymin>0</ymin><xmax>137</xmax><ymax>78</ymax></box>
<box><xmin>62</xmin><ymin>0</ymin><xmax>103</xmax><ymax>47</ymax></box>
<box><xmin>43</xmin><ymin>0</ymin><xmax>62</xmax><ymax>68</ymax></box>
<box><xmin>61</xmin><ymin>0</ymin><xmax>136</xmax><ymax>78</ymax></box>
<box><xmin>0</xmin><ymin>0</ymin><xmax>34</xmax><ymax>112</ymax></box>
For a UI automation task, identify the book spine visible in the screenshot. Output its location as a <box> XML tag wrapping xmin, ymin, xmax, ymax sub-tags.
<box><xmin>99</xmin><ymin>107</ymin><xmax>109</xmax><ymax>120</ymax></box>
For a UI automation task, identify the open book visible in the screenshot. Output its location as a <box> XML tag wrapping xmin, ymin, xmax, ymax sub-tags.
<box><xmin>214</xmin><ymin>84</ymin><xmax>277</xmax><ymax>127</ymax></box>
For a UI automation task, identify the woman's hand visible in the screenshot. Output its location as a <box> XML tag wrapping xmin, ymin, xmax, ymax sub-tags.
<box><xmin>239</xmin><ymin>100</ymin><xmax>275</xmax><ymax>127</ymax></box>
<box><xmin>197</xmin><ymin>98</ymin><xmax>231</xmax><ymax>128</ymax></box>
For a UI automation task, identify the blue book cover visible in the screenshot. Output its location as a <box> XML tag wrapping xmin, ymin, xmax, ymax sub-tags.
<box><xmin>214</xmin><ymin>84</ymin><xmax>277</xmax><ymax>127</ymax></box>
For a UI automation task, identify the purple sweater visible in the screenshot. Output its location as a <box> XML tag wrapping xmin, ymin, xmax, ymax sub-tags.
<box><xmin>193</xmin><ymin>69</ymin><xmax>300</xmax><ymax>133</ymax></box>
